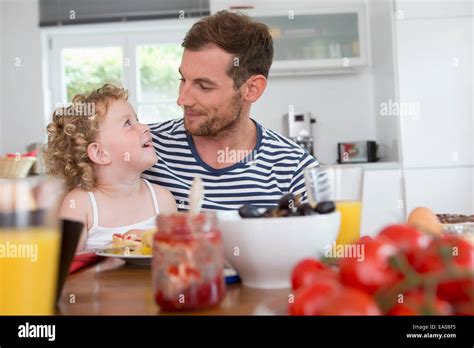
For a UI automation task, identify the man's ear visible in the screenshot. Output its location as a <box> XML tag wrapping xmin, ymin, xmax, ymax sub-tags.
<box><xmin>242</xmin><ymin>74</ymin><xmax>267</xmax><ymax>103</ymax></box>
<box><xmin>87</xmin><ymin>143</ymin><xmax>111</xmax><ymax>165</ymax></box>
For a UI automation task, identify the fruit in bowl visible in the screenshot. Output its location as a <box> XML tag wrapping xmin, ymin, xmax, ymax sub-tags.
<box><xmin>218</xmin><ymin>195</ymin><xmax>340</xmax><ymax>289</ymax></box>
<box><xmin>238</xmin><ymin>193</ymin><xmax>336</xmax><ymax>218</ymax></box>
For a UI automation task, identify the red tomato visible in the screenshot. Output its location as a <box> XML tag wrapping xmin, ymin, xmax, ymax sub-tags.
<box><xmin>413</xmin><ymin>235</ymin><xmax>473</xmax><ymax>272</ymax></box>
<box><xmin>438</xmin><ymin>279</ymin><xmax>474</xmax><ymax>304</ymax></box>
<box><xmin>289</xmin><ymin>277</ymin><xmax>341</xmax><ymax>316</ymax></box>
<box><xmin>377</xmin><ymin>224</ymin><xmax>430</xmax><ymax>252</ymax></box>
<box><xmin>452</xmin><ymin>301</ymin><xmax>474</xmax><ymax>316</ymax></box>
<box><xmin>291</xmin><ymin>258</ymin><xmax>327</xmax><ymax>290</ymax></box>
<box><xmin>317</xmin><ymin>287</ymin><xmax>381</xmax><ymax>315</ymax></box>
<box><xmin>386</xmin><ymin>290</ymin><xmax>452</xmax><ymax>315</ymax></box>
<box><xmin>359</xmin><ymin>235</ymin><xmax>374</xmax><ymax>243</ymax></box>
<box><xmin>340</xmin><ymin>237</ymin><xmax>399</xmax><ymax>294</ymax></box>
<box><xmin>411</xmin><ymin>235</ymin><xmax>474</xmax><ymax>303</ymax></box>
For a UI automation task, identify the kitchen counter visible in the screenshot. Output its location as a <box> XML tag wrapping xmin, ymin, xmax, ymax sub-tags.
<box><xmin>321</xmin><ymin>161</ymin><xmax>401</xmax><ymax>170</ymax></box>
<box><xmin>58</xmin><ymin>258</ymin><xmax>291</xmax><ymax>315</ymax></box>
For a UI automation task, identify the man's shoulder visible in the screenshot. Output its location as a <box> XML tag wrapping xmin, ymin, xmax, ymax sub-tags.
<box><xmin>259</xmin><ymin>124</ymin><xmax>306</xmax><ymax>154</ymax></box>
<box><xmin>149</xmin><ymin>118</ymin><xmax>185</xmax><ymax>137</ymax></box>
<box><xmin>258</xmin><ymin>123</ymin><xmax>319</xmax><ymax>168</ymax></box>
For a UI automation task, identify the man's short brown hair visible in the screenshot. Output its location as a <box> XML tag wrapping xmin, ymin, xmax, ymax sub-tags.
<box><xmin>182</xmin><ymin>10</ymin><xmax>273</xmax><ymax>88</ymax></box>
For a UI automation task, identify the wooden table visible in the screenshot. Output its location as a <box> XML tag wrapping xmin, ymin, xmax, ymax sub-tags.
<box><xmin>58</xmin><ymin>258</ymin><xmax>291</xmax><ymax>315</ymax></box>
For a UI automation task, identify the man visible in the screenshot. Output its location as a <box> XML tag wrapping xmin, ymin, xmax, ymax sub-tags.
<box><xmin>143</xmin><ymin>10</ymin><xmax>319</xmax><ymax>211</ymax></box>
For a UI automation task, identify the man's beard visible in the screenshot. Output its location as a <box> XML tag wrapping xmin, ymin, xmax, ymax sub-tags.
<box><xmin>184</xmin><ymin>92</ymin><xmax>242</xmax><ymax>138</ymax></box>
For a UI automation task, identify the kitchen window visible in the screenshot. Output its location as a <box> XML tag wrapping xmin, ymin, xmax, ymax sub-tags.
<box><xmin>62</xmin><ymin>46</ymin><xmax>124</xmax><ymax>102</ymax></box>
<box><xmin>136</xmin><ymin>44</ymin><xmax>184</xmax><ymax>123</ymax></box>
<box><xmin>43</xmin><ymin>19</ymin><xmax>193</xmax><ymax>125</ymax></box>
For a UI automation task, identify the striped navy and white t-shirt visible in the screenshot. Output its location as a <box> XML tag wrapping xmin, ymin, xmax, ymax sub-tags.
<box><xmin>142</xmin><ymin>118</ymin><xmax>319</xmax><ymax>211</ymax></box>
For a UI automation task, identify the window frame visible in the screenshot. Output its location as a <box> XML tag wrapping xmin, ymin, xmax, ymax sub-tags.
<box><xmin>41</xmin><ymin>18</ymin><xmax>196</xmax><ymax>128</ymax></box>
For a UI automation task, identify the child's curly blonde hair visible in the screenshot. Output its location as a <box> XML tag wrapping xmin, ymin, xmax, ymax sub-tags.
<box><xmin>44</xmin><ymin>84</ymin><xmax>128</xmax><ymax>192</ymax></box>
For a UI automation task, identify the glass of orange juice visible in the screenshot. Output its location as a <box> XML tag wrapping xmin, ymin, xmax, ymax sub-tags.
<box><xmin>304</xmin><ymin>166</ymin><xmax>363</xmax><ymax>245</ymax></box>
<box><xmin>0</xmin><ymin>176</ymin><xmax>64</xmax><ymax>315</ymax></box>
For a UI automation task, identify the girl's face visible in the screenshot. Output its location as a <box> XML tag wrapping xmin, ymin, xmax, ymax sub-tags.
<box><xmin>95</xmin><ymin>98</ymin><xmax>157</xmax><ymax>172</ymax></box>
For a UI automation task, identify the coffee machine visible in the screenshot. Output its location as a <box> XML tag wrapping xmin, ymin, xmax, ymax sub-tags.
<box><xmin>283</xmin><ymin>112</ymin><xmax>316</xmax><ymax>155</ymax></box>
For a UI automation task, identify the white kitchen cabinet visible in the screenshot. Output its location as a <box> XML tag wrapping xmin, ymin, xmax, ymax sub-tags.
<box><xmin>360</xmin><ymin>168</ymin><xmax>404</xmax><ymax>237</ymax></box>
<box><xmin>210</xmin><ymin>0</ymin><xmax>370</xmax><ymax>75</ymax></box>
<box><xmin>391</xmin><ymin>0</ymin><xmax>474</xmax><ymax>218</ymax></box>
<box><xmin>404</xmin><ymin>166</ymin><xmax>474</xmax><ymax>215</ymax></box>
<box><xmin>396</xmin><ymin>15</ymin><xmax>473</xmax><ymax>168</ymax></box>
<box><xmin>395</xmin><ymin>0</ymin><xmax>473</xmax><ymax>19</ymax></box>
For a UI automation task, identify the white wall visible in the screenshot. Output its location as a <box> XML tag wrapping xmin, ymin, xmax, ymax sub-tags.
<box><xmin>0</xmin><ymin>0</ymin><xmax>4</xmax><ymax>154</ymax></box>
<box><xmin>1</xmin><ymin>0</ymin><xmax>44</xmax><ymax>155</ymax></box>
<box><xmin>252</xmin><ymin>69</ymin><xmax>377</xmax><ymax>165</ymax></box>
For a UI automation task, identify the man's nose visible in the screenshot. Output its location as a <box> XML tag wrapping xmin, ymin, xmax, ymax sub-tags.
<box><xmin>177</xmin><ymin>83</ymin><xmax>194</xmax><ymax>107</ymax></box>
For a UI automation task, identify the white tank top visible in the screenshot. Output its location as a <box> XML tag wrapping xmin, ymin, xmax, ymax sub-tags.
<box><xmin>85</xmin><ymin>179</ymin><xmax>159</xmax><ymax>250</ymax></box>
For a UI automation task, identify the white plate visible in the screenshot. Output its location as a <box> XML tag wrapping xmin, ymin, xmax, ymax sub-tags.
<box><xmin>95</xmin><ymin>252</ymin><xmax>152</xmax><ymax>266</ymax></box>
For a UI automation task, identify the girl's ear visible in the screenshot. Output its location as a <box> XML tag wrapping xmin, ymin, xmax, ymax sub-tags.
<box><xmin>87</xmin><ymin>143</ymin><xmax>111</xmax><ymax>165</ymax></box>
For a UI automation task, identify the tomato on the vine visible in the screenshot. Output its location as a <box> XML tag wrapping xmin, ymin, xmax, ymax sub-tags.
<box><xmin>289</xmin><ymin>277</ymin><xmax>341</xmax><ymax>316</ymax></box>
<box><xmin>452</xmin><ymin>301</ymin><xmax>474</xmax><ymax>316</ymax></box>
<box><xmin>340</xmin><ymin>237</ymin><xmax>399</xmax><ymax>294</ymax></box>
<box><xmin>377</xmin><ymin>224</ymin><xmax>430</xmax><ymax>253</ymax></box>
<box><xmin>291</xmin><ymin>258</ymin><xmax>329</xmax><ymax>291</ymax></box>
<box><xmin>386</xmin><ymin>290</ymin><xmax>452</xmax><ymax>315</ymax></box>
<box><xmin>411</xmin><ymin>235</ymin><xmax>474</xmax><ymax>303</ymax></box>
<box><xmin>317</xmin><ymin>287</ymin><xmax>381</xmax><ymax>315</ymax></box>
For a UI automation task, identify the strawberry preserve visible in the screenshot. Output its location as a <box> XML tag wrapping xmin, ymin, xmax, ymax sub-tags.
<box><xmin>152</xmin><ymin>212</ymin><xmax>225</xmax><ymax>311</ymax></box>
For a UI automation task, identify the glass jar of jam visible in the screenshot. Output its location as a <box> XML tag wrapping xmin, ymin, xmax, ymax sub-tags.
<box><xmin>152</xmin><ymin>212</ymin><xmax>226</xmax><ymax>311</ymax></box>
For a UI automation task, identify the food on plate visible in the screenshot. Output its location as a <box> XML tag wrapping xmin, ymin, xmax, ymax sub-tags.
<box><xmin>238</xmin><ymin>193</ymin><xmax>335</xmax><ymax>218</ymax></box>
<box><xmin>289</xmin><ymin>223</ymin><xmax>474</xmax><ymax>316</ymax></box>
<box><xmin>141</xmin><ymin>229</ymin><xmax>155</xmax><ymax>255</ymax></box>
<box><xmin>112</xmin><ymin>232</ymin><xmax>142</xmax><ymax>247</ymax></box>
<box><xmin>407</xmin><ymin>207</ymin><xmax>442</xmax><ymax>235</ymax></box>
<box><xmin>110</xmin><ymin>229</ymin><xmax>156</xmax><ymax>256</ymax></box>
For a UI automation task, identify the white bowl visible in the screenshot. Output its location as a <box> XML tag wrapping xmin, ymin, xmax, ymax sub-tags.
<box><xmin>217</xmin><ymin>211</ymin><xmax>340</xmax><ymax>289</ymax></box>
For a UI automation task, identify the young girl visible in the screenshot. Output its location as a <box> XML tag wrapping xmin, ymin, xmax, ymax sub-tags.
<box><xmin>44</xmin><ymin>84</ymin><xmax>177</xmax><ymax>251</ymax></box>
